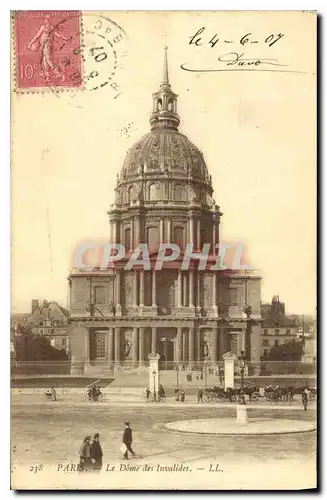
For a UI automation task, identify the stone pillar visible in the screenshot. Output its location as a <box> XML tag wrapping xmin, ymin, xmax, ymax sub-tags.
<box><xmin>132</xmin><ymin>327</ymin><xmax>138</xmax><ymax>366</ymax></box>
<box><xmin>196</xmin><ymin>272</ymin><xmax>201</xmax><ymax>311</ymax></box>
<box><xmin>115</xmin><ymin>269</ymin><xmax>122</xmax><ymax>316</ymax></box>
<box><xmin>183</xmin><ymin>273</ymin><xmax>187</xmax><ymax>306</ymax></box>
<box><xmin>167</xmin><ymin>218</ymin><xmax>172</xmax><ymax>243</ymax></box>
<box><xmin>188</xmin><ymin>328</ymin><xmax>194</xmax><ymax>369</ymax></box>
<box><xmin>109</xmin><ymin>221</ymin><xmax>113</xmax><ymax>244</ymax></box>
<box><xmin>152</xmin><ymin>271</ymin><xmax>157</xmax><ymax>307</ymax></box>
<box><xmin>211</xmin><ymin>328</ymin><xmax>217</xmax><ymax>362</ymax></box>
<box><xmin>189</xmin><ymin>270</ymin><xmax>194</xmax><ymax>307</ymax></box>
<box><xmin>160</xmin><ymin>219</ymin><xmax>164</xmax><ymax>244</ymax></box>
<box><xmin>134</xmin><ymin>216</ymin><xmax>140</xmax><ymax>247</ymax></box>
<box><xmin>189</xmin><ymin>216</ymin><xmax>194</xmax><ymax>245</ymax></box>
<box><xmin>182</xmin><ymin>329</ymin><xmax>187</xmax><ymax>362</ymax></box>
<box><xmin>84</xmin><ymin>328</ymin><xmax>90</xmax><ymax>364</ymax></box>
<box><xmin>114</xmin><ymin>327</ymin><xmax>120</xmax><ymax>366</ymax></box>
<box><xmin>222</xmin><ymin>352</ymin><xmax>237</xmax><ymax>390</ymax></box>
<box><xmin>139</xmin><ymin>270</ymin><xmax>145</xmax><ymax>307</ymax></box>
<box><xmin>112</xmin><ymin>221</ymin><xmax>117</xmax><ymax>243</ymax></box>
<box><xmin>177</xmin><ymin>271</ymin><xmax>182</xmax><ymax>308</ymax></box>
<box><xmin>212</xmin><ymin>222</ymin><xmax>216</xmax><ymax>254</ymax></box>
<box><xmin>108</xmin><ymin>327</ymin><xmax>114</xmax><ymax>366</ymax></box>
<box><xmin>196</xmin><ymin>328</ymin><xmax>201</xmax><ymax>362</ymax></box>
<box><xmin>130</xmin><ymin>218</ymin><xmax>134</xmax><ymax>249</ymax></box>
<box><xmin>176</xmin><ymin>327</ymin><xmax>182</xmax><ymax>363</ymax></box>
<box><xmin>219</xmin><ymin>328</ymin><xmax>225</xmax><ymax>359</ymax></box>
<box><xmin>197</xmin><ymin>218</ymin><xmax>201</xmax><ymax>250</ymax></box>
<box><xmin>212</xmin><ymin>272</ymin><xmax>218</xmax><ymax>316</ymax></box>
<box><xmin>151</xmin><ymin>326</ymin><xmax>157</xmax><ymax>353</ymax></box>
<box><xmin>139</xmin><ymin>327</ymin><xmax>145</xmax><ymax>364</ymax></box>
<box><xmin>133</xmin><ymin>271</ymin><xmax>138</xmax><ymax>308</ymax></box>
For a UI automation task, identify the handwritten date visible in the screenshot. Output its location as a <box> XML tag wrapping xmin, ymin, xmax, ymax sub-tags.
<box><xmin>189</xmin><ymin>27</ymin><xmax>284</xmax><ymax>48</ymax></box>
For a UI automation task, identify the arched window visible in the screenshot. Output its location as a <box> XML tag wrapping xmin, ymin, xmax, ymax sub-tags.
<box><xmin>157</xmin><ymin>98</ymin><xmax>162</xmax><ymax>110</ymax></box>
<box><xmin>128</xmin><ymin>185</ymin><xmax>133</xmax><ymax>204</ymax></box>
<box><xmin>168</xmin><ymin>98</ymin><xmax>174</xmax><ymax>111</ymax></box>
<box><xmin>174</xmin><ymin>226</ymin><xmax>184</xmax><ymax>250</ymax></box>
<box><xmin>148</xmin><ymin>183</ymin><xmax>157</xmax><ymax>201</ymax></box>
<box><xmin>147</xmin><ymin>226</ymin><xmax>160</xmax><ymax>252</ymax></box>
<box><xmin>94</xmin><ymin>286</ymin><xmax>105</xmax><ymax>305</ymax></box>
<box><xmin>174</xmin><ymin>184</ymin><xmax>182</xmax><ymax>201</ymax></box>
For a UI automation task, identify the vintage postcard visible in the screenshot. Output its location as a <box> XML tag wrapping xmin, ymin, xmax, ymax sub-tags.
<box><xmin>11</xmin><ymin>10</ymin><xmax>317</xmax><ymax>490</ymax></box>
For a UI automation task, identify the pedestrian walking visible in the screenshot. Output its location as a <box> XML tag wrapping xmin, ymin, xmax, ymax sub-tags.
<box><xmin>91</xmin><ymin>433</ymin><xmax>103</xmax><ymax>470</ymax></box>
<box><xmin>51</xmin><ymin>386</ymin><xmax>57</xmax><ymax>401</ymax></box>
<box><xmin>79</xmin><ymin>436</ymin><xmax>92</xmax><ymax>470</ymax></box>
<box><xmin>302</xmin><ymin>388</ymin><xmax>308</xmax><ymax>411</ymax></box>
<box><xmin>180</xmin><ymin>389</ymin><xmax>185</xmax><ymax>402</ymax></box>
<box><xmin>197</xmin><ymin>388</ymin><xmax>203</xmax><ymax>402</ymax></box>
<box><xmin>122</xmin><ymin>422</ymin><xmax>136</xmax><ymax>460</ymax></box>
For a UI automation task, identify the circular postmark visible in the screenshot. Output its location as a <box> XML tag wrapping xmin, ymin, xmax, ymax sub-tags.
<box><xmin>14</xmin><ymin>11</ymin><xmax>128</xmax><ymax>99</ymax></box>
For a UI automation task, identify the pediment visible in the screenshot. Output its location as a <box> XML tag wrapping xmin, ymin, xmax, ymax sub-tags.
<box><xmin>222</xmin><ymin>351</ymin><xmax>238</xmax><ymax>360</ymax></box>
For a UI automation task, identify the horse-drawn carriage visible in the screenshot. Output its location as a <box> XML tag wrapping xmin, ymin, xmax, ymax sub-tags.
<box><xmin>203</xmin><ymin>384</ymin><xmax>296</xmax><ymax>403</ymax></box>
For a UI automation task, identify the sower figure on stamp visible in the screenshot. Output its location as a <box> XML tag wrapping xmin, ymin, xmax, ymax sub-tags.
<box><xmin>28</xmin><ymin>15</ymin><xmax>70</xmax><ymax>78</ymax></box>
<box><xmin>122</xmin><ymin>422</ymin><xmax>136</xmax><ymax>460</ymax></box>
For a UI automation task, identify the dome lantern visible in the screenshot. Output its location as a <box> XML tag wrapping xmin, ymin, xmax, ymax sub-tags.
<box><xmin>150</xmin><ymin>46</ymin><xmax>180</xmax><ymax>131</ymax></box>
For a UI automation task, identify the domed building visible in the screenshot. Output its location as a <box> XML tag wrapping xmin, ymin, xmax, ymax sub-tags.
<box><xmin>68</xmin><ymin>48</ymin><xmax>262</xmax><ymax>376</ymax></box>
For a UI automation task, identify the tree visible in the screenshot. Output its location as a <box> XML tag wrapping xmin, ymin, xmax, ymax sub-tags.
<box><xmin>262</xmin><ymin>339</ymin><xmax>303</xmax><ymax>362</ymax></box>
<box><xmin>14</xmin><ymin>324</ymin><xmax>69</xmax><ymax>362</ymax></box>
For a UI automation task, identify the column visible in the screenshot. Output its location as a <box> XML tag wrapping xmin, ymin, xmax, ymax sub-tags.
<box><xmin>177</xmin><ymin>271</ymin><xmax>182</xmax><ymax>308</ymax></box>
<box><xmin>189</xmin><ymin>216</ymin><xmax>195</xmax><ymax>246</ymax></box>
<box><xmin>139</xmin><ymin>270</ymin><xmax>145</xmax><ymax>306</ymax></box>
<box><xmin>219</xmin><ymin>328</ymin><xmax>225</xmax><ymax>358</ymax></box>
<box><xmin>112</xmin><ymin>221</ymin><xmax>117</xmax><ymax>243</ymax></box>
<box><xmin>151</xmin><ymin>327</ymin><xmax>157</xmax><ymax>353</ymax></box>
<box><xmin>212</xmin><ymin>221</ymin><xmax>217</xmax><ymax>254</ymax></box>
<box><xmin>109</xmin><ymin>221</ymin><xmax>113</xmax><ymax>244</ymax></box>
<box><xmin>189</xmin><ymin>270</ymin><xmax>194</xmax><ymax>307</ymax></box>
<box><xmin>115</xmin><ymin>270</ymin><xmax>121</xmax><ymax>307</ymax></box>
<box><xmin>183</xmin><ymin>273</ymin><xmax>187</xmax><ymax>307</ymax></box>
<box><xmin>212</xmin><ymin>272</ymin><xmax>218</xmax><ymax>315</ymax></box>
<box><xmin>182</xmin><ymin>330</ymin><xmax>187</xmax><ymax>362</ymax></box>
<box><xmin>152</xmin><ymin>271</ymin><xmax>157</xmax><ymax>306</ymax></box>
<box><xmin>130</xmin><ymin>218</ymin><xmax>134</xmax><ymax>250</ymax></box>
<box><xmin>211</xmin><ymin>328</ymin><xmax>217</xmax><ymax>362</ymax></box>
<box><xmin>167</xmin><ymin>218</ymin><xmax>172</xmax><ymax>243</ymax></box>
<box><xmin>160</xmin><ymin>219</ymin><xmax>164</xmax><ymax>244</ymax></box>
<box><xmin>139</xmin><ymin>327</ymin><xmax>145</xmax><ymax>363</ymax></box>
<box><xmin>197</xmin><ymin>218</ymin><xmax>201</xmax><ymax>250</ymax></box>
<box><xmin>132</xmin><ymin>327</ymin><xmax>138</xmax><ymax>366</ymax></box>
<box><xmin>176</xmin><ymin>327</ymin><xmax>182</xmax><ymax>363</ymax></box>
<box><xmin>196</xmin><ymin>328</ymin><xmax>201</xmax><ymax>362</ymax></box>
<box><xmin>84</xmin><ymin>328</ymin><xmax>90</xmax><ymax>364</ymax></box>
<box><xmin>133</xmin><ymin>271</ymin><xmax>138</xmax><ymax>308</ymax></box>
<box><xmin>197</xmin><ymin>272</ymin><xmax>201</xmax><ymax>309</ymax></box>
<box><xmin>114</xmin><ymin>327</ymin><xmax>120</xmax><ymax>365</ymax></box>
<box><xmin>188</xmin><ymin>328</ymin><xmax>194</xmax><ymax>369</ymax></box>
<box><xmin>108</xmin><ymin>327</ymin><xmax>114</xmax><ymax>366</ymax></box>
<box><xmin>134</xmin><ymin>216</ymin><xmax>140</xmax><ymax>247</ymax></box>
<box><xmin>69</xmin><ymin>325</ymin><xmax>86</xmax><ymax>375</ymax></box>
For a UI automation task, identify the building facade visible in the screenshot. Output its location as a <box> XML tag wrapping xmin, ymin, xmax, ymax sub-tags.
<box><xmin>26</xmin><ymin>299</ymin><xmax>69</xmax><ymax>352</ymax></box>
<box><xmin>68</xmin><ymin>48</ymin><xmax>262</xmax><ymax>375</ymax></box>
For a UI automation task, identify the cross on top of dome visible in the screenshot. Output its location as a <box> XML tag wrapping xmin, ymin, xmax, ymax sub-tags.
<box><xmin>150</xmin><ymin>46</ymin><xmax>180</xmax><ymax>131</ymax></box>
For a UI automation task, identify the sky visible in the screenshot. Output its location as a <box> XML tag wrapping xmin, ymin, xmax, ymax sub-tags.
<box><xmin>11</xmin><ymin>11</ymin><xmax>316</xmax><ymax>315</ymax></box>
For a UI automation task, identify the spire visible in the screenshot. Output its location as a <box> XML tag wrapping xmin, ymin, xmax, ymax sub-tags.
<box><xmin>150</xmin><ymin>45</ymin><xmax>180</xmax><ymax>131</ymax></box>
<box><xmin>162</xmin><ymin>46</ymin><xmax>170</xmax><ymax>87</ymax></box>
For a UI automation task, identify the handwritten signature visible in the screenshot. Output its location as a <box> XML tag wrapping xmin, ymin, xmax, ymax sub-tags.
<box><xmin>180</xmin><ymin>51</ymin><xmax>295</xmax><ymax>73</ymax></box>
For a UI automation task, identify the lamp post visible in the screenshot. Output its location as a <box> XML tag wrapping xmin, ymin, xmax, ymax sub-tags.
<box><xmin>238</xmin><ymin>350</ymin><xmax>246</xmax><ymax>405</ymax></box>
<box><xmin>152</xmin><ymin>369</ymin><xmax>157</xmax><ymax>402</ymax></box>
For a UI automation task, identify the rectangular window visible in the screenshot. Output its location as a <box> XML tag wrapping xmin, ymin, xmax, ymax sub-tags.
<box><xmin>51</xmin><ymin>328</ymin><xmax>55</xmax><ymax>335</ymax></box>
<box><xmin>263</xmin><ymin>349</ymin><xmax>268</xmax><ymax>357</ymax></box>
<box><xmin>62</xmin><ymin>338</ymin><xmax>66</xmax><ymax>347</ymax></box>
<box><xmin>94</xmin><ymin>286</ymin><xmax>105</xmax><ymax>305</ymax></box>
<box><xmin>286</xmin><ymin>328</ymin><xmax>291</xmax><ymax>335</ymax></box>
<box><xmin>274</xmin><ymin>339</ymin><xmax>279</xmax><ymax>347</ymax></box>
<box><xmin>96</xmin><ymin>333</ymin><xmax>106</xmax><ymax>359</ymax></box>
<box><xmin>262</xmin><ymin>339</ymin><xmax>269</xmax><ymax>346</ymax></box>
<box><xmin>275</xmin><ymin>328</ymin><xmax>280</xmax><ymax>335</ymax></box>
<box><xmin>263</xmin><ymin>329</ymin><xmax>268</xmax><ymax>335</ymax></box>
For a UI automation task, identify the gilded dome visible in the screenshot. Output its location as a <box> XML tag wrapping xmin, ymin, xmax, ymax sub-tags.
<box><xmin>120</xmin><ymin>129</ymin><xmax>210</xmax><ymax>183</ymax></box>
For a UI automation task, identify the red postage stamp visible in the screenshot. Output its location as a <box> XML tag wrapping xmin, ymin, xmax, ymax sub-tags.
<box><xmin>14</xmin><ymin>11</ymin><xmax>82</xmax><ymax>90</ymax></box>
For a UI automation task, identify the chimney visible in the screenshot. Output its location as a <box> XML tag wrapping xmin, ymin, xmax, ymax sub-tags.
<box><xmin>31</xmin><ymin>299</ymin><xmax>39</xmax><ymax>314</ymax></box>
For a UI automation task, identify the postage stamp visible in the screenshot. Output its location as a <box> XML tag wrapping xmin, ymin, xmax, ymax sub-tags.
<box><xmin>14</xmin><ymin>11</ymin><xmax>82</xmax><ymax>90</ymax></box>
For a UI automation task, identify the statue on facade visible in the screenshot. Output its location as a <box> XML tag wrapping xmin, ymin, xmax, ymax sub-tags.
<box><xmin>108</xmin><ymin>301</ymin><xmax>115</xmax><ymax>314</ymax></box>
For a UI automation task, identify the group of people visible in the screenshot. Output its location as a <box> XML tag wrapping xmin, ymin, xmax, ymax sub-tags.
<box><xmin>45</xmin><ymin>387</ymin><xmax>57</xmax><ymax>401</ymax></box>
<box><xmin>145</xmin><ymin>384</ymin><xmax>166</xmax><ymax>402</ymax></box>
<box><xmin>87</xmin><ymin>384</ymin><xmax>102</xmax><ymax>402</ymax></box>
<box><xmin>79</xmin><ymin>422</ymin><xmax>136</xmax><ymax>470</ymax></box>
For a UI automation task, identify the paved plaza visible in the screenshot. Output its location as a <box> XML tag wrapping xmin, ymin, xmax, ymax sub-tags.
<box><xmin>11</xmin><ymin>399</ymin><xmax>316</xmax><ymax>490</ymax></box>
